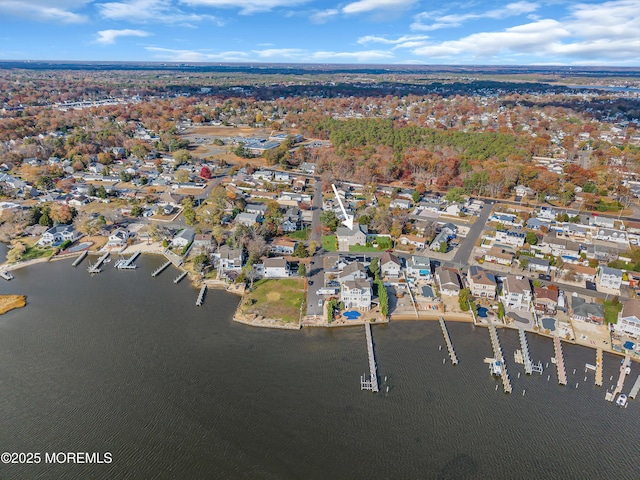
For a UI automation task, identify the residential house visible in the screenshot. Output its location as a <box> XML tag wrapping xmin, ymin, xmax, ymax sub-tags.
<box><xmin>571</xmin><ymin>295</ymin><xmax>605</xmax><ymax>325</ymax></box>
<box><xmin>598</xmin><ymin>266</ymin><xmax>623</xmax><ymax>292</ymax></box>
<box><xmin>262</xmin><ymin>257</ymin><xmax>290</xmax><ymax>278</ymax></box>
<box><xmin>406</xmin><ymin>256</ymin><xmax>432</xmax><ymax>280</ymax></box>
<box><xmin>340</xmin><ymin>279</ymin><xmax>372</xmax><ymax>310</ymax></box>
<box><xmin>235</xmin><ymin>212</ymin><xmax>261</xmax><ymax>227</ymax></box>
<box><xmin>430</xmin><ymin>223</ymin><xmax>456</xmax><ymax>252</ymax></box>
<box><xmin>563</xmin><ymin>264</ymin><xmax>597</xmax><ymax>283</ymax></box>
<box><xmin>525</xmin><ymin>257</ymin><xmax>551</xmax><ymax>274</ymax></box>
<box><xmin>245</xmin><ymin>203</ymin><xmax>268</xmax><ymax>216</ymax></box>
<box><xmin>214</xmin><ymin>245</ymin><xmax>244</xmax><ymax>272</ymax></box>
<box><xmin>541</xmin><ymin>234</ymin><xmax>581</xmax><ymax>258</ymax></box>
<box><xmin>591</xmin><ymin>215</ymin><xmax>616</xmax><ymax>228</ymax></box>
<box><xmin>336</xmin><ymin>225</ymin><xmax>367</xmax><ymax>251</ymax></box>
<box><xmin>281</xmin><ymin>207</ymin><xmax>300</xmax><ymax>232</ymax></box>
<box><xmin>271</xmin><ymin>238</ymin><xmax>297</xmax><ymax>255</ymax></box>
<box><xmin>171</xmin><ymin>228</ymin><xmax>195</xmax><ymax>248</ymax></box>
<box><xmin>515</xmin><ymin>185</ymin><xmax>535</xmax><ymax>197</ymax></box>
<box><xmin>534</xmin><ymin>287</ymin><xmax>559</xmax><ymax>315</ymax></box>
<box><xmin>484</xmin><ymin>247</ymin><xmax>514</xmax><ymax>266</ymax></box>
<box><xmin>193</xmin><ymin>233</ymin><xmax>214</xmax><ymax>251</ymax></box>
<box><xmin>468</xmin><ymin>266</ymin><xmax>497</xmax><ymax>299</ymax></box>
<box><xmin>490</xmin><ymin>212</ymin><xmax>522</xmax><ymax>227</ymax></box>
<box><xmin>595</xmin><ymin>228</ymin><xmax>628</xmax><ymax>245</ymax></box>
<box><xmin>435</xmin><ymin>266</ymin><xmax>462</xmax><ymax>297</ymax></box>
<box><xmin>616</xmin><ymin>299</ymin><xmax>640</xmax><ymax>338</ymax></box>
<box><xmin>37</xmin><ymin>224</ymin><xmax>81</xmax><ymax>246</ymax></box>
<box><xmin>274</xmin><ymin>171</ymin><xmax>290</xmax><ymax>182</ymax></box>
<box><xmin>501</xmin><ymin>276</ymin><xmax>532</xmax><ymax>311</ymax></box>
<box><xmin>300</xmin><ymin>162</ymin><xmax>316</xmax><ymax>174</ymax></box>
<box><xmin>495</xmin><ymin>229</ymin><xmax>525</xmax><ymax>248</ymax></box>
<box><xmin>398</xmin><ymin>234</ymin><xmax>428</xmax><ymax>249</ymax></box>
<box><xmin>390</xmin><ymin>198</ymin><xmax>411</xmax><ymax>210</ymax></box>
<box><xmin>106</xmin><ymin>228</ymin><xmax>130</xmax><ymax>247</ymax></box>
<box><xmin>527</xmin><ymin>217</ymin><xmax>547</xmax><ymax>230</ymax></box>
<box><xmin>338</xmin><ymin>261</ymin><xmax>368</xmax><ymax>283</ymax></box>
<box><xmin>380</xmin><ymin>251</ymin><xmax>401</xmax><ymax>278</ymax></box>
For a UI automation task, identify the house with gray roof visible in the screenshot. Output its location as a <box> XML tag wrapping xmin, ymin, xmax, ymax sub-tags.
<box><xmin>336</xmin><ymin>225</ymin><xmax>367</xmax><ymax>252</ymax></box>
<box><xmin>598</xmin><ymin>266</ymin><xmax>623</xmax><ymax>292</ymax></box>
<box><xmin>570</xmin><ymin>295</ymin><xmax>604</xmax><ymax>325</ymax></box>
<box><xmin>435</xmin><ymin>266</ymin><xmax>462</xmax><ymax>297</ymax></box>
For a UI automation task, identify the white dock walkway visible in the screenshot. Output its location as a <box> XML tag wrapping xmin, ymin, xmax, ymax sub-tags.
<box><xmin>629</xmin><ymin>374</ymin><xmax>640</xmax><ymax>400</ymax></box>
<box><xmin>174</xmin><ymin>271</ymin><xmax>188</xmax><ymax>284</ymax></box>
<box><xmin>151</xmin><ymin>261</ymin><xmax>172</xmax><ymax>277</ymax></box>
<box><xmin>439</xmin><ymin>317</ymin><xmax>458</xmax><ymax>365</ymax></box>
<box><xmin>488</xmin><ymin>325</ymin><xmax>512</xmax><ymax>394</ymax></box>
<box><xmin>195</xmin><ymin>285</ymin><xmax>207</xmax><ymax>306</ymax></box>
<box><xmin>361</xmin><ymin>322</ymin><xmax>379</xmax><ymax>393</ymax></box>
<box><xmin>72</xmin><ymin>251</ymin><xmax>88</xmax><ymax>267</ymax></box>
<box><xmin>553</xmin><ymin>336</ymin><xmax>567</xmax><ymax>386</ymax></box>
<box><xmin>606</xmin><ymin>355</ymin><xmax>631</xmax><ymax>402</ymax></box>
<box><xmin>519</xmin><ymin>329</ymin><xmax>533</xmax><ymax>375</ymax></box>
<box><xmin>87</xmin><ymin>251</ymin><xmax>109</xmax><ymax>273</ymax></box>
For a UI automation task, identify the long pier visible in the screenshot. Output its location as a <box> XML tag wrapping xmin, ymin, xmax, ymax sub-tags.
<box><xmin>553</xmin><ymin>336</ymin><xmax>567</xmax><ymax>386</ymax></box>
<box><xmin>151</xmin><ymin>261</ymin><xmax>172</xmax><ymax>277</ymax></box>
<box><xmin>195</xmin><ymin>285</ymin><xmax>207</xmax><ymax>306</ymax></box>
<box><xmin>595</xmin><ymin>348</ymin><xmax>603</xmax><ymax>387</ymax></box>
<box><xmin>361</xmin><ymin>322</ymin><xmax>379</xmax><ymax>393</ymax></box>
<box><xmin>72</xmin><ymin>251</ymin><xmax>88</xmax><ymax>267</ymax></box>
<box><xmin>87</xmin><ymin>251</ymin><xmax>109</xmax><ymax>274</ymax></box>
<box><xmin>439</xmin><ymin>317</ymin><xmax>458</xmax><ymax>365</ymax></box>
<box><xmin>606</xmin><ymin>355</ymin><xmax>631</xmax><ymax>402</ymax></box>
<box><xmin>629</xmin><ymin>375</ymin><xmax>640</xmax><ymax>400</ymax></box>
<box><xmin>519</xmin><ymin>329</ymin><xmax>533</xmax><ymax>375</ymax></box>
<box><xmin>174</xmin><ymin>271</ymin><xmax>188</xmax><ymax>284</ymax></box>
<box><xmin>488</xmin><ymin>325</ymin><xmax>512</xmax><ymax>394</ymax></box>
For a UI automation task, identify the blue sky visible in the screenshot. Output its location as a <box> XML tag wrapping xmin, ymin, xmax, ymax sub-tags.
<box><xmin>1</xmin><ymin>0</ymin><xmax>639</xmax><ymax>65</ymax></box>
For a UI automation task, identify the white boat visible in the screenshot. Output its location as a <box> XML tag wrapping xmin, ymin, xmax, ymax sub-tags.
<box><xmin>490</xmin><ymin>360</ymin><xmax>503</xmax><ymax>376</ymax></box>
<box><xmin>616</xmin><ymin>394</ymin><xmax>628</xmax><ymax>407</ymax></box>
<box><xmin>585</xmin><ymin>363</ymin><xmax>597</xmax><ymax>371</ymax></box>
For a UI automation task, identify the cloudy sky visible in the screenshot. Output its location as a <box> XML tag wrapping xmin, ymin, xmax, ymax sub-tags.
<box><xmin>1</xmin><ymin>0</ymin><xmax>639</xmax><ymax>65</ymax></box>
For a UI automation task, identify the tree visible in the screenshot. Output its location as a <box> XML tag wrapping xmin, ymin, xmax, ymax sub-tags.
<box><xmin>193</xmin><ymin>253</ymin><xmax>209</xmax><ymax>273</ymax></box>
<box><xmin>377</xmin><ymin>279</ymin><xmax>389</xmax><ymax>317</ymax></box>
<box><xmin>96</xmin><ymin>186</ymin><xmax>107</xmax><ymax>199</ymax></box>
<box><xmin>175</xmin><ymin>170</ymin><xmax>190</xmax><ymax>183</ymax></box>
<box><xmin>320</xmin><ymin>210</ymin><xmax>340</xmax><ymax>232</ymax></box>
<box><xmin>369</xmin><ymin>257</ymin><xmax>380</xmax><ymax>280</ymax></box>
<box><xmin>438</xmin><ymin>241</ymin><xmax>448</xmax><ymax>253</ymax></box>
<box><xmin>50</xmin><ymin>204</ymin><xmax>74</xmax><ymax>224</ymax></box>
<box><xmin>445</xmin><ymin>187</ymin><xmax>465</xmax><ymax>203</ymax></box>
<box><xmin>36</xmin><ymin>175</ymin><xmax>54</xmax><ymax>191</ymax></box>
<box><xmin>412</xmin><ymin>190</ymin><xmax>421</xmax><ymax>203</ymax></box>
<box><xmin>459</xmin><ymin>288</ymin><xmax>472</xmax><ymax>311</ymax></box>
<box><xmin>182</xmin><ymin>197</ymin><xmax>196</xmax><ymax>226</ymax></box>
<box><xmin>294</xmin><ymin>243</ymin><xmax>309</xmax><ymax>258</ymax></box>
<box><xmin>298</xmin><ymin>263</ymin><xmax>306</xmax><ymax>277</ymax></box>
<box><xmin>6</xmin><ymin>242</ymin><xmax>26</xmax><ymax>263</ymax></box>
<box><xmin>130</xmin><ymin>205</ymin><xmax>144</xmax><ymax>217</ymax></box>
<box><xmin>200</xmin><ymin>166</ymin><xmax>211</xmax><ymax>179</ymax></box>
<box><xmin>525</xmin><ymin>231</ymin><xmax>538</xmax><ymax>245</ymax></box>
<box><xmin>173</xmin><ymin>149</ymin><xmax>191</xmax><ymax>165</ymax></box>
<box><xmin>519</xmin><ymin>257</ymin><xmax>529</xmax><ymax>271</ymax></box>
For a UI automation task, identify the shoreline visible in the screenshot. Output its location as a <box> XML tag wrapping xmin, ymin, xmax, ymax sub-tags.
<box><xmin>233</xmin><ymin>312</ymin><xmax>301</xmax><ymax>330</ymax></box>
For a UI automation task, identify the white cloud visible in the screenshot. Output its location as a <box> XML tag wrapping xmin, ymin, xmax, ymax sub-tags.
<box><xmin>99</xmin><ymin>0</ymin><xmax>220</xmax><ymax>25</ymax></box>
<box><xmin>179</xmin><ymin>0</ymin><xmax>309</xmax><ymax>15</ymax></box>
<box><xmin>357</xmin><ymin>34</ymin><xmax>429</xmax><ymax>46</ymax></box>
<box><xmin>146</xmin><ymin>46</ymin><xmax>250</xmax><ymax>62</ymax></box>
<box><xmin>342</xmin><ymin>0</ymin><xmax>416</xmax><ymax>14</ymax></box>
<box><xmin>97</xmin><ymin>29</ymin><xmax>152</xmax><ymax>44</ymax></box>
<box><xmin>310</xmin><ymin>8</ymin><xmax>338</xmax><ymax>23</ymax></box>
<box><xmin>412</xmin><ymin>1</ymin><xmax>540</xmax><ymax>31</ymax></box>
<box><xmin>310</xmin><ymin>50</ymin><xmax>394</xmax><ymax>62</ymax></box>
<box><xmin>0</xmin><ymin>0</ymin><xmax>89</xmax><ymax>23</ymax></box>
<box><xmin>253</xmin><ymin>48</ymin><xmax>306</xmax><ymax>58</ymax></box>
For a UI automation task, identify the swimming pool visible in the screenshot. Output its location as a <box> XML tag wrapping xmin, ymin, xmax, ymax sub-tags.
<box><xmin>541</xmin><ymin>317</ymin><xmax>556</xmax><ymax>331</ymax></box>
<box><xmin>67</xmin><ymin>241</ymin><xmax>93</xmax><ymax>253</ymax></box>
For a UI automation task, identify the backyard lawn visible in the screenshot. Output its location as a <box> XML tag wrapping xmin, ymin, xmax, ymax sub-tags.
<box><xmin>603</xmin><ymin>300</ymin><xmax>622</xmax><ymax>324</ymax></box>
<box><xmin>322</xmin><ymin>235</ymin><xmax>336</xmax><ymax>252</ymax></box>
<box><xmin>240</xmin><ymin>278</ymin><xmax>305</xmax><ymax>323</ymax></box>
<box><xmin>288</xmin><ymin>228</ymin><xmax>309</xmax><ymax>241</ymax></box>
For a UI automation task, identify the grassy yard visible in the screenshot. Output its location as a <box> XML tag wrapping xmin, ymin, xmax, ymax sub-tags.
<box><xmin>322</xmin><ymin>235</ymin><xmax>337</xmax><ymax>252</ymax></box>
<box><xmin>240</xmin><ymin>278</ymin><xmax>305</xmax><ymax>323</ymax></box>
<box><xmin>603</xmin><ymin>300</ymin><xmax>622</xmax><ymax>324</ymax></box>
<box><xmin>22</xmin><ymin>245</ymin><xmax>55</xmax><ymax>261</ymax></box>
<box><xmin>288</xmin><ymin>228</ymin><xmax>309</xmax><ymax>241</ymax></box>
<box><xmin>349</xmin><ymin>244</ymin><xmax>385</xmax><ymax>252</ymax></box>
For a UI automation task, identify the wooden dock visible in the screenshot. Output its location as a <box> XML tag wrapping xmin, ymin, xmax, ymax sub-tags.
<box><xmin>519</xmin><ymin>329</ymin><xmax>533</xmax><ymax>375</ymax></box>
<box><xmin>606</xmin><ymin>355</ymin><xmax>630</xmax><ymax>402</ymax></box>
<box><xmin>174</xmin><ymin>271</ymin><xmax>188</xmax><ymax>284</ymax></box>
<box><xmin>595</xmin><ymin>348</ymin><xmax>603</xmax><ymax>387</ymax></box>
<box><xmin>629</xmin><ymin>375</ymin><xmax>640</xmax><ymax>400</ymax></box>
<box><xmin>115</xmin><ymin>251</ymin><xmax>140</xmax><ymax>270</ymax></box>
<box><xmin>488</xmin><ymin>325</ymin><xmax>512</xmax><ymax>394</ymax></box>
<box><xmin>0</xmin><ymin>270</ymin><xmax>14</xmax><ymax>281</ymax></box>
<box><xmin>195</xmin><ymin>285</ymin><xmax>207</xmax><ymax>306</ymax></box>
<box><xmin>72</xmin><ymin>250</ymin><xmax>88</xmax><ymax>267</ymax></box>
<box><xmin>87</xmin><ymin>251</ymin><xmax>109</xmax><ymax>274</ymax></box>
<box><xmin>151</xmin><ymin>261</ymin><xmax>172</xmax><ymax>277</ymax></box>
<box><xmin>361</xmin><ymin>322</ymin><xmax>379</xmax><ymax>393</ymax></box>
<box><xmin>438</xmin><ymin>317</ymin><xmax>458</xmax><ymax>365</ymax></box>
<box><xmin>553</xmin><ymin>336</ymin><xmax>567</xmax><ymax>386</ymax></box>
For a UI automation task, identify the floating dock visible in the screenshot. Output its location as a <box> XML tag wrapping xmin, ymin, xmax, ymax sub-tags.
<box><xmin>438</xmin><ymin>317</ymin><xmax>458</xmax><ymax>365</ymax></box>
<box><xmin>629</xmin><ymin>375</ymin><xmax>640</xmax><ymax>400</ymax></box>
<box><xmin>361</xmin><ymin>322</ymin><xmax>379</xmax><ymax>393</ymax></box>
<box><xmin>606</xmin><ymin>355</ymin><xmax>631</xmax><ymax>402</ymax></box>
<box><xmin>553</xmin><ymin>336</ymin><xmax>567</xmax><ymax>386</ymax></box>
<box><xmin>195</xmin><ymin>285</ymin><xmax>207</xmax><ymax>306</ymax></box>
<box><xmin>151</xmin><ymin>261</ymin><xmax>172</xmax><ymax>277</ymax></box>
<box><xmin>72</xmin><ymin>251</ymin><xmax>88</xmax><ymax>267</ymax></box>
<box><xmin>0</xmin><ymin>270</ymin><xmax>14</xmax><ymax>281</ymax></box>
<box><xmin>174</xmin><ymin>271</ymin><xmax>188</xmax><ymax>284</ymax></box>
<box><xmin>87</xmin><ymin>251</ymin><xmax>109</xmax><ymax>274</ymax></box>
<box><xmin>115</xmin><ymin>251</ymin><xmax>140</xmax><ymax>270</ymax></box>
<box><xmin>595</xmin><ymin>348</ymin><xmax>603</xmax><ymax>387</ymax></box>
<box><xmin>488</xmin><ymin>325</ymin><xmax>512</xmax><ymax>394</ymax></box>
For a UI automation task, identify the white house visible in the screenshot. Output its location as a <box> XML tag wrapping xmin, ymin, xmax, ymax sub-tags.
<box><xmin>468</xmin><ymin>265</ymin><xmax>497</xmax><ymax>299</ymax></box>
<box><xmin>338</xmin><ymin>261</ymin><xmax>368</xmax><ymax>283</ymax></box>
<box><xmin>37</xmin><ymin>225</ymin><xmax>81</xmax><ymax>246</ymax></box>
<box><xmin>390</xmin><ymin>198</ymin><xmax>411</xmax><ymax>210</ymax></box>
<box><xmin>270</xmin><ymin>238</ymin><xmax>297</xmax><ymax>255</ymax></box>
<box><xmin>495</xmin><ymin>229</ymin><xmax>525</xmax><ymax>248</ymax></box>
<box><xmin>263</xmin><ymin>257</ymin><xmax>290</xmax><ymax>278</ymax></box>
<box><xmin>214</xmin><ymin>245</ymin><xmax>244</xmax><ymax>272</ymax></box>
<box><xmin>598</xmin><ymin>266</ymin><xmax>623</xmax><ymax>292</ymax></box>
<box><xmin>235</xmin><ymin>212</ymin><xmax>261</xmax><ymax>227</ymax></box>
<box><xmin>398</xmin><ymin>234</ymin><xmax>428</xmax><ymax>249</ymax></box>
<box><xmin>501</xmin><ymin>275</ymin><xmax>532</xmax><ymax>311</ymax></box>
<box><xmin>336</xmin><ymin>225</ymin><xmax>367</xmax><ymax>251</ymax></box>
<box><xmin>171</xmin><ymin>228</ymin><xmax>195</xmax><ymax>248</ymax></box>
<box><xmin>435</xmin><ymin>266</ymin><xmax>462</xmax><ymax>297</ymax></box>
<box><xmin>106</xmin><ymin>228</ymin><xmax>130</xmax><ymax>247</ymax></box>
<box><xmin>340</xmin><ymin>279</ymin><xmax>372</xmax><ymax>310</ymax></box>
<box><xmin>406</xmin><ymin>256</ymin><xmax>431</xmax><ymax>280</ymax></box>
<box><xmin>380</xmin><ymin>251</ymin><xmax>401</xmax><ymax>277</ymax></box>
<box><xmin>616</xmin><ymin>299</ymin><xmax>640</xmax><ymax>338</ymax></box>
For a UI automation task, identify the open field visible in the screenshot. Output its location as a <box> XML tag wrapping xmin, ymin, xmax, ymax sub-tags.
<box><xmin>239</xmin><ymin>278</ymin><xmax>304</xmax><ymax>323</ymax></box>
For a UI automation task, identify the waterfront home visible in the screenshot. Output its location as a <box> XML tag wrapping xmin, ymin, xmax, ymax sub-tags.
<box><xmin>534</xmin><ymin>287</ymin><xmax>559</xmax><ymax>315</ymax></box>
<box><xmin>570</xmin><ymin>295</ymin><xmax>605</xmax><ymax>325</ymax></box>
<box><xmin>340</xmin><ymin>279</ymin><xmax>372</xmax><ymax>310</ymax></box>
<box><xmin>336</xmin><ymin>225</ymin><xmax>367</xmax><ymax>251</ymax></box>
<box><xmin>37</xmin><ymin>224</ymin><xmax>81</xmax><ymax>247</ymax></box>
<box><xmin>406</xmin><ymin>256</ymin><xmax>432</xmax><ymax>280</ymax></box>
<box><xmin>106</xmin><ymin>228</ymin><xmax>131</xmax><ymax>247</ymax></box>
<box><xmin>468</xmin><ymin>266</ymin><xmax>497</xmax><ymax>299</ymax></box>
<box><xmin>235</xmin><ymin>212</ymin><xmax>261</xmax><ymax>227</ymax></box>
<box><xmin>270</xmin><ymin>238</ymin><xmax>297</xmax><ymax>255</ymax></box>
<box><xmin>484</xmin><ymin>247</ymin><xmax>514</xmax><ymax>266</ymax></box>
<box><xmin>338</xmin><ymin>261</ymin><xmax>368</xmax><ymax>283</ymax></box>
<box><xmin>616</xmin><ymin>299</ymin><xmax>640</xmax><ymax>338</ymax></box>
<box><xmin>262</xmin><ymin>257</ymin><xmax>290</xmax><ymax>278</ymax></box>
<box><xmin>171</xmin><ymin>228</ymin><xmax>195</xmax><ymax>248</ymax></box>
<box><xmin>501</xmin><ymin>276</ymin><xmax>532</xmax><ymax>311</ymax></box>
<box><xmin>525</xmin><ymin>257</ymin><xmax>551</xmax><ymax>274</ymax></box>
<box><xmin>398</xmin><ymin>234</ymin><xmax>428</xmax><ymax>250</ymax></box>
<box><xmin>435</xmin><ymin>266</ymin><xmax>462</xmax><ymax>297</ymax></box>
<box><xmin>495</xmin><ymin>229</ymin><xmax>525</xmax><ymax>248</ymax></box>
<box><xmin>598</xmin><ymin>266</ymin><xmax>623</xmax><ymax>292</ymax></box>
<box><xmin>214</xmin><ymin>245</ymin><xmax>244</xmax><ymax>272</ymax></box>
<box><xmin>380</xmin><ymin>252</ymin><xmax>401</xmax><ymax>278</ymax></box>
<box><xmin>193</xmin><ymin>233</ymin><xmax>214</xmax><ymax>251</ymax></box>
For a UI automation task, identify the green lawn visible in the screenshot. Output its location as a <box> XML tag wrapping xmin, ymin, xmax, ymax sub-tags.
<box><xmin>240</xmin><ymin>278</ymin><xmax>305</xmax><ymax>323</ymax></box>
<box><xmin>349</xmin><ymin>244</ymin><xmax>385</xmax><ymax>252</ymax></box>
<box><xmin>288</xmin><ymin>228</ymin><xmax>309</xmax><ymax>241</ymax></box>
<box><xmin>322</xmin><ymin>235</ymin><xmax>337</xmax><ymax>252</ymax></box>
<box><xmin>603</xmin><ymin>300</ymin><xmax>622</xmax><ymax>324</ymax></box>
<box><xmin>22</xmin><ymin>245</ymin><xmax>54</xmax><ymax>261</ymax></box>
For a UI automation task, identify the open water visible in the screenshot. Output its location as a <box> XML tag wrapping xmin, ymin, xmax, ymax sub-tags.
<box><xmin>0</xmin><ymin>253</ymin><xmax>639</xmax><ymax>479</ymax></box>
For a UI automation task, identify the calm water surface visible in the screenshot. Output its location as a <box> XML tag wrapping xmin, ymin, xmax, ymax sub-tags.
<box><xmin>0</xmin><ymin>254</ymin><xmax>639</xmax><ymax>479</ymax></box>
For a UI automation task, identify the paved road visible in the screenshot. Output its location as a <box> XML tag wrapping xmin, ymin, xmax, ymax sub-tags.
<box><xmin>309</xmin><ymin>178</ymin><xmax>323</xmax><ymax>246</ymax></box>
<box><xmin>450</xmin><ymin>199</ymin><xmax>493</xmax><ymax>268</ymax></box>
